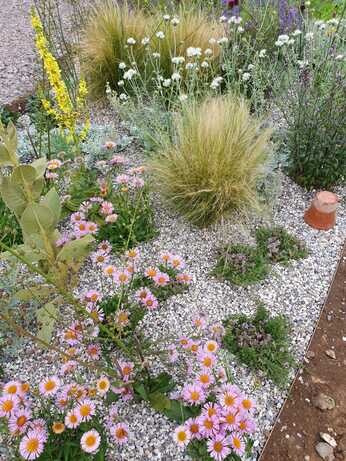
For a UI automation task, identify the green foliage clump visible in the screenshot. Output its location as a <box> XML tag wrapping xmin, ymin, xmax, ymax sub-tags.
<box><xmin>256</xmin><ymin>226</ymin><xmax>308</xmax><ymax>264</ymax></box>
<box><xmin>96</xmin><ymin>189</ymin><xmax>157</xmax><ymax>252</ymax></box>
<box><xmin>150</xmin><ymin>95</ymin><xmax>272</xmax><ymax>227</ymax></box>
<box><xmin>0</xmin><ymin>198</ymin><xmax>23</xmax><ymax>247</ymax></box>
<box><xmin>223</xmin><ymin>304</ymin><xmax>294</xmax><ymax>386</ymax></box>
<box><xmin>215</xmin><ymin>244</ymin><xmax>270</xmax><ymax>286</ymax></box>
<box><xmin>65</xmin><ymin>164</ymin><xmax>101</xmax><ymax>211</ymax></box>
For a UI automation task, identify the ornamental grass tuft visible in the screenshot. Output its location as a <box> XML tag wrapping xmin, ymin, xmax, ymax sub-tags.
<box><xmin>150</xmin><ymin>95</ymin><xmax>272</xmax><ymax>226</ymax></box>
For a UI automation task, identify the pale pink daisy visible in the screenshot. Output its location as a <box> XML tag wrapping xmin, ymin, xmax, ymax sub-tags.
<box><xmin>144</xmin><ymin>266</ymin><xmax>159</xmax><ymax>278</ymax></box>
<box><xmin>2</xmin><ymin>380</ymin><xmax>23</xmax><ymax>397</ymax></box>
<box><xmin>84</xmin><ymin>290</ymin><xmax>102</xmax><ymax>304</ymax></box>
<box><xmin>119</xmin><ymin>362</ymin><xmax>134</xmax><ymax>382</ymax></box>
<box><xmin>193</xmin><ymin>315</ymin><xmax>207</xmax><ymax>330</ymax></box>
<box><xmin>29</xmin><ymin>419</ymin><xmax>48</xmax><ymax>441</ymax></box>
<box><xmin>96</xmin><ymin>377</ymin><xmax>110</xmax><ymax>396</ymax></box>
<box><xmin>182</xmin><ymin>383</ymin><xmax>206</xmax><ymax>405</ymax></box>
<box><xmin>239</xmin><ymin>396</ymin><xmax>256</xmax><ymax>414</ymax></box>
<box><xmin>110</xmin><ymin>155</ymin><xmax>127</xmax><ymax>165</ymax></box>
<box><xmin>103</xmin><ymin>141</ymin><xmax>117</xmax><ymax>150</ymax></box>
<box><xmin>45</xmin><ymin>171</ymin><xmax>58</xmax><ymax>180</ymax></box>
<box><xmin>128</xmin><ymin>166</ymin><xmax>145</xmax><ymax>175</ymax></box>
<box><xmin>204</xmin><ymin>340</ymin><xmax>219</xmax><ymax>354</ymax></box>
<box><xmin>198</xmin><ymin>351</ymin><xmax>216</xmax><ymax>369</ymax></box>
<box><xmin>86</xmin><ymin>343</ymin><xmax>101</xmax><ymax>361</ymax></box>
<box><xmin>202</xmin><ymin>402</ymin><xmax>221</xmax><ymax>419</ymax></box>
<box><xmin>91</xmin><ymin>251</ymin><xmax>109</xmax><ymax>266</ymax></box>
<box><xmin>218</xmin><ymin>386</ymin><xmax>241</xmax><ymax>411</ymax></box>
<box><xmin>113</xmin><ymin>386</ymin><xmax>134</xmax><ymax>401</ymax></box>
<box><xmin>103</xmin><ymin>264</ymin><xmax>117</xmax><ymax>277</ymax></box>
<box><xmin>74</xmin><ymin>221</ymin><xmax>89</xmax><ymax>237</ymax></box>
<box><xmin>199</xmin><ymin>414</ymin><xmax>220</xmax><ymax>437</ymax></box>
<box><xmin>135</xmin><ymin>287</ymin><xmax>152</xmax><ymax>303</ymax></box>
<box><xmin>97</xmin><ymin>241</ymin><xmax>112</xmax><ymax>253</ymax></box>
<box><xmin>86</xmin><ymin>306</ymin><xmax>105</xmax><ymax>322</ymax></box>
<box><xmin>189</xmin><ymin>340</ymin><xmax>201</xmax><ymax>354</ymax></box>
<box><xmin>62</xmin><ymin>321</ymin><xmax>83</xmax><ymax>345</ymax></box>
<box><xmin>220</xmin><ymin>409</ymin><xmax>240</xmax><ymax>431</ymax></box>
<box><xmin>160</xmin><ymin>251</ymin><xmax>172</xmax><ymax>264</ymax></box>
<box><xmin>80</xmin><ymin>429</ymin><xmax>101</xmax><ymax>454</ymax></box>
<box><xmin>113</xmin><ymin>269</ymin><xmax>131</xmax><ymax>285</ymax></box>
<box><xmin>19</xmin><ymin>430</ymin><xmax>45</xmax><ymax>460</ymax></box>
<box><xmin>153</xmin><ymin>272</ymin><xmax>170</xmax><ymax>287</ymax></box>
<box><xmin>195</xmin><ymin>370</ymin><xmax>214</xmax><ymax>388</ymax></box>
<box><xmin>173</xmin><ymin>425</ymin><xmax>190</xmax><ymax>448</ymax></box>
<box><xmin>169</xmin><ymin>254</ymin><xmax>185</xmax><ymax>270</ymax></box>
<box><xmin>111</xmin><ymin>422</ymin><xmax>129</xmax><ymax>445</ymax></box>
<box><xmin>105</xmin><ymin>213</ymin><xmax>118</xmax><ymax>223</ymax></box>
<box><xmin>186</xmin><ymin>418</ymin><xmax>202</xmax><ymax>440</ymax></box>
<box><xmin>65</xmin><ymin>409</ymin><xmax>81</xmax><ymax>429</ymax></box>
<box><xmin>229</xmin><ymin>432</ymin><xmax>245</xmax><ymax>456</ymax></box>
<box><xmin>76</xmin><ymin>399</ymin><xmax>96</xmax><ymax>422</ymax></box>
<box><xmin>237</xmin><ymin>415</ymin><xmax>256</xmax><ymax>433</ymax></box>
<box><xmin>55</xmin><ymin>391</ymin><xmax>69</xmax><ymax>410</ymax></box>
<box><xmin>210</xmin><ymin>322</ymin><xmax>226</xmax><ymax>339</ymax></box>
<box><xmin>126</xmin><ymin>248</ymin><xmax>140</xmax><ymax>260</ymax></box>
<box><xmin>115</xmin><ymin>174</ymin><xmax>130</xmax><ymax>184</ymax></box>
<box><xmin>167</xmin><ymin>344</ymin><xmax>178</xmax><ymax>363</ymax></box>
<box><xmin>207</xmin><ymin>435</ymin><xmax>231</xmax><ymax>461</ymax></box>
<box><xmin>47</xmin><ymin>159</ymin><xmax>62</xmax><ymax>170</ymax></box>
<box><xmin>176</xmin><ymin>273</ymin><xmax>192</xmax><ymax>284</ymax></box>
<box><xmin>39</xmin><ymin>376</ymin><xmax>60</xmax><ymax>397</ymax></box>
<box><xmin>100</xmin><ymin>201</ymin><xmax>114</xmax><ymax>216</ymax></box>
<box><xmin>86</xmin><ymin>221</ymin><xmax>98</xmax><ymax>234</ymax></box>
<box><xmin>142</xmin><ymin>294</ymin><xmax>158</xmax><ymax>310</ymax></box>
<box><xmin>8</xmin><ymin>408</ymin><xmax>32</xmax><ymax>435</ymax></box>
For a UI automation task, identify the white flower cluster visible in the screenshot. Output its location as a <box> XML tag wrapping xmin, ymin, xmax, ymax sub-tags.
<box><xmin>186</xmin><ymin>47</ymin><xmax>202</xmax><ymax>58</ymax></box>
<box><xmin>210</xmin><ymin>76</ymin><xmax>223</xmax><ymax>90</ymax></box>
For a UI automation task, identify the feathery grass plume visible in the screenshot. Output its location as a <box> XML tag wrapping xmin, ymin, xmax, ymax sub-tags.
<box><xmin>149</xmin><ymin>95</ymin><xmax>272</xmax><ymax>227</ymax></box>
<box><xmin>81</xmin><ymin>0</ymin><xmax>224</xmax><ymax>98</ymax></box>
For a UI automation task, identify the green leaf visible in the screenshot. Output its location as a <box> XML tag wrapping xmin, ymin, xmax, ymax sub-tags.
<box><xmin>5</xmin><ymin>121</ymin><xmax>17</xmax><ymax>153</ymax></box>
<box><xmin>32</xmin><ymin>178</ymin><xmax>45</xmax><ymax>200</ymax></box>
<box><xmin>15</xmin><ymin>286</ymin><xmax>54</xmax><ymax>302</ymax></box>
<box><xmin>31</xmin><ymin>157</ymin><xmax>47</xmax><ymax>179</ymax></box>
<box><xmin>0</xmin><ymin>144</ymin><xmax>14</xmax><ymax>167</ymax></box>
<box><xmin>42</xmin><ymin>188</ymin><xmax>61</xmax><ymax>227</ymax></box>
<box><xmin>37</xmin><ymin>302</ymin><xmax>57</xmax><ymax>343</ymax></box>
<box><xmin>133</xmin><ymin>383</ymin><xmax>148</xmax><ymax>401</ymax></box>
<box><xmin>162</xmin><ymin>399</ymin><xmax>200</xmax><ymax>423</ymax></box>
<box><xmin>20</xmin><ymin>203</ymin><xmax>54</xmax><ymax>235</ymax></box>
<box><xmin>56</xmin><ymin>234</ymin><xmax>94</xmax><ymax>262</ymax></box>
<box><xmin>12</xmin><ymin>165</ymin><xmax>37</xmax><ymax>185</ymax></box>
<box><xmin>0</xmin><ymin>177</ymin><xmax>26</xmax><ymax>216</ymax></box>
<box><xmin>148</xmin><ymin>391</ymin><xmax>171</xmax><ymax>412</ymax></box>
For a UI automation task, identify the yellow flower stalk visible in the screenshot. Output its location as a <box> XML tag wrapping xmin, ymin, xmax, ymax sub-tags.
<box><xmin>30</xmin><ymin>10</ymin><xmax>89</xmax><ymax>152</ymax></box>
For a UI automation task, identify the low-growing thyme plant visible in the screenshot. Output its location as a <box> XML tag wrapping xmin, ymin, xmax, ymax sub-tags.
<box><xmin>223</xmin><ymin>304</ymin><xmax>294</xmax><ymax>386</ymax></box>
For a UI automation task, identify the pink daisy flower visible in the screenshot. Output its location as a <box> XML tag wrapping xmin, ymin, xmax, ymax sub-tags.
<box><xmin>86</xmin><ymin>221</ymin><xmax>98</xmax><ymax>234</ymax></box>
<box><xmin>103</xmin><ymin>264</ymin><xmax>117</xmax><ymax>278</ymax></box>
<box><xmin>196</xmin><ymin>370</ymin><xmax>215</xmax><ymax>388</ymax></box>
<box><xmin>19</xmin><ymin>429</ymin><xmax>45</xmax><ymax>460</ymax></box>
<box><xmin>182</xmin><ymin>384</ymin><xmax>206</xmax><ymax>406</ymax></box>
<box><xmin>193</xmin><ymin>315</ymin><xmax>207</xmax><ymax>330</ymax></box>
<box><xmin>209</xmin><ymin>322</ymin><xmax>226</xmax><ymax>339</ymax></box>
<box><xmin>113</xmin><ymin>269</ymin><xmax>131</xmax><ymax>285</ymax></box>
<box><xmin>202</xmin><ymin>403</ymin><xmax>221</xmax><ymax>419</ymax></box>
<box><xmin>217</xmin><ymin>384</ymin><xmax>241</xmax><ymax>410</ymax></box>
<box><xmin>198</xmin><ymin>351</ymin><xmax>216</xmax><ymax>369</ymax></box>
<box><xmin>169</xmin><ymin>254</ymin><xmax>185</xmax><ymax>270</ymax></box>
<box><xmin>83</xmin><ymin>290</ymin><xmax>102</xmax><ymax>304</ymax></box>
<box><xmin>126</xmin><ymin>248</ymin><xmax>140</xmax><ymax>260</ymax></box>
<box><xmin>113</xmin><ymin>386</ymin><xmax>134</xmax><ymax>401</ymax></box>
<box><xmin>65</xmin><ymin>409</ymin><xmax>82</xmax><ymax>429</ymax></box>
<box><xmin>80</xmin><ymin>429</ymin><xmax>101</xmax><ymax>454</ymax></box>
<box><xmin>111</xmin><ymin>422</ymin><xmax>129</xmax><ymax>445</ymax></box>
<box><xmin>110</xmin><ymin>155</ymin><xmax>127</xmax><ymax>165</ymax></box>
<box><xmin>86</xmin><ymin>343</ymin><xmax>101</xmax><ymax>361</ymax></box>
<box><xmin>38</xmin><ymin>376</ymin><xmax>60</xmax><ymax>397</ymax></box>
<box><xmin>76</xmin><ymin>399</ymin><xmax>96</xmax><ymax>422</ymax></box>
<box><xmin>144</xmin><ymin>266</ymin><xmax>159</xmax><ymax>278</ymax></box>
<box><xmin>204</xmin><ymin>339</ymin><xmax>219</xmax><ymax>354</ymax></box>
<box><xmin>207</xmin><ymin>435</ymin><xmax>231</xmax><ymax>461</ymax></box>
<box><xmin>220</xmin><ymin>409</ymin><xmax>240</xmax><ymax>432</ymax></box>
<box><xmin>199</xmin><ymin>414</ymin><xmax>220</xmax><ymax>437</ymax></box>
<box><xmin>176</xmin><ymin>273</ymin><xmax>192</xmax><ymax>284</ymax></box>
<box><xmin>229</xmin><ymin>432</ymin><xmax>245</xmax><ymax>456</ymax></box>
<box><xmin>29</xmin><ymin>420</ymin><xmax>48</xmax><ymax>441</ymax></box>
<box><xmin>167</xmin><ymin>344</ymin><xmax>178</xmax><ymax>363</ymax></box>
<box><xmin>153</xmin><ymin>272</ymin><xmax>170</xmax><ymax>287</ymax></box>
<box><xmin>239</xmin><ymin>396</ymin><xmax>256</xmax><ymax>414</ymax></box>
<box><xmin>97</xmin><ymin>241</ymin><xmax>112</xmax><ymax>253</ymax></box>
<box><xmin>105</xmin><ymin>213</ymin><xmax>118</xmax><ymax>223</ymax></box>
<box><xmin>70</xmin><ymin>212</ymin><xmax>85</xmax><ymax>224</ymax></box>
<box><xmin>135</xmin><ymin>287</ymin><xmax>152</xmax><ymax>303</ymax></box>
<box><xmin>142</xmin><ymin>294</ymin><xmax>159</xmax><ymax>310</ymax></box>
<box><xmin>237</xmin><ymin>415</ymin><xmax>256</xmax><ymax>433</ymax></box>
<box><xmin>186</xmin><ymin>417</ymin><xmax>202</xmax><ymax>440</ymax></box>
<box><xmin>8</xmin><ymin>408</ymin><xmax>32</xmax><ymax>435</ymax></box>
<box><xmin>103</xmin><ymin>141</ymin><xmax>117</xmax><ymax>150</ymax></box>
<box><xmin>86</xmin><ymin>306</ymin><xmax>105</xmax><ymax>322</ymax></box>
<box><xmin>91</xmin><ymin>250</ymin><xmax>110</xmax><ymax>266</ymax></box>
<box><xmin>131</xmin><ymin>176</ymin><xmax>144</xmax><ymax>189</ymax></box>
<box><xmin>100</xmin><ymin>201</ymin><xmax>114</xmax><ymax>216</ymax></box>
<box><xmin>115</xmin><ymin>174</ymin><xmax>130</xmax><ymax>184</ymax></box>
<box><xmin>160</xmin><ymin>251</ymin><xmax>172</xmax><ymax>265</ymax></box>
<box><xmin>2</xmin><ymin>380</ymin><xmax>23</xmax><ymax>397</ymax></box>
<box><xmin>173</xmin><ymin>425</ymin><xmax>190</xmax><ymax>448</ymax></box>
<box><xmin>119</xmin><ymin>361</ymin><xmax>134</xmax><ymax>382</ymax></box>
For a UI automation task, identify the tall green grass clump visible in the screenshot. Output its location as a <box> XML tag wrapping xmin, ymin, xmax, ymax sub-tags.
<box><xmin>82</xmin><ymin>0</ymin><xmax>223</xmax><ymax>98</ymax></box>
<box><xmin>150</xmin><ymin>95</ymin><xmax>272</xmax><ymax>226</ymax></box>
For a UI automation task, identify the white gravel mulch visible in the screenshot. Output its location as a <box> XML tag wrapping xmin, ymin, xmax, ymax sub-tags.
<box><xmin>2</xmin><ymin>115</ymin><xmax>346</xmax><ymax>460</ymax></box>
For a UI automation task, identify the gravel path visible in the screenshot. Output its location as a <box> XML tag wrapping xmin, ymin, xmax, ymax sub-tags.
<box><xmin>0</xmin><ymin>0</ymin><xmax>37</xmax><ymax>106</ymax></box>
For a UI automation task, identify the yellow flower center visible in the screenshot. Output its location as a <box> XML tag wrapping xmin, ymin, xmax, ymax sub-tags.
<box><xmin>214</xmin><ymin>441</ymin><xmax>223</xmax><ymax>453</ymax></box>
<box><xmin>44</xmin><ymin>381</ymin><xmax>56</xmax><ymax>392</ymax></box>
<box><xmin>242</xmin><ymin>399</ymin><xmax>251</xmax><ymax>410</ymax></box>
<box><xmin>2</xmin><ymin>400</ymin><xmax>14</xmax><ymax>412</ymax></box>
<box><xmin>190</xmin><ymin>391</ymin><xmax>200</xmax><ymax>401</ymax></box>
<box><xmin>115</xmin><ymin>427</ymin><xmax>127</xmax><ymax>439</ymax></box>
<box><xmin>85</xmin><ymin>435</ymin><xmax>96</xmax><ymax>447</ymax></box>
<box><xmin>224</xmin><ymin>394</ymin><xmax>235</xmax><ymax>406</ymax></box>
<box><xmin>17</xmin><ymin>415</ymin><xmax>27</xmax><ymax>427</ymax></box>
<box><xmin>7</xmin><ymin>385</ymin><xmax>17</xmax><ymax>394</ymax></box>
<box><xmin>177</xmin><ymin>431</ymin><xmax>187</xmax><ymax>442</ymax></box>
<box><xmin>80</xmin><ymin>405</ymin><xmax>91</xmax><ymax>417</ymax></box>
<box><xmin>233</xmin><ymin>437</ymin><xmax>241</xmax><ymax>449</ymax></box>
<box><xmin>26</xmin><ymin>438</ymin><xmax>39</xmax><ymax>453</ymax></box>
<box><xmin>226</xmin><ymin>413</ymin><xmax>235</xmax><ymax>424</ymax></box>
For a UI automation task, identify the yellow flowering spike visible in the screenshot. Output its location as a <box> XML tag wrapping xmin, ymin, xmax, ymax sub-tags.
<box><xmin>30</xmin><ymin>9</ymin><xmax>89</xmax><ymax>154</ymax></box>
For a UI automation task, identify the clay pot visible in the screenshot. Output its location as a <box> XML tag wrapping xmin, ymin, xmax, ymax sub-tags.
<box><xmin>304</xmin><ymin>191</ymin><xmax>339</xmax><ymax>230</ymax></box>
